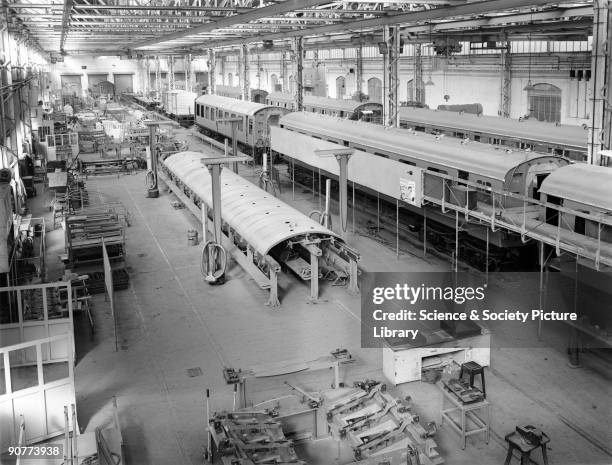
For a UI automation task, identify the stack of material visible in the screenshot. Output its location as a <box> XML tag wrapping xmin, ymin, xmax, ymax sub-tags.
<box><xmin>85</xmin><ymin>268</ymin><xmax>130</xmax><ymax>294</ymax></box>
<box><xmin>209</xmin><ymin>411</ymin><xmax>306</xmax><ymax>465</ymax></box>
<box><xmin>64</xmin><ymin>208</ymin><xmax>125</xmax><ymax>267</ymax></box>
<box><xmin>325</xmin><ymin>381</ymin><xmax>443</xmax><ymax>464</ymax></box>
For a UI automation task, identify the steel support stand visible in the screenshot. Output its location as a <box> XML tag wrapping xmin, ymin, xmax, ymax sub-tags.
<box><xmin>147</xmin><ymin>124</ymin><xmax>159</xmax><ymax>198</ymax></box>
<box><xmin>315</xmin><ymin>149</ymin><xmax>353</xmax><ymax>236</ymax></box>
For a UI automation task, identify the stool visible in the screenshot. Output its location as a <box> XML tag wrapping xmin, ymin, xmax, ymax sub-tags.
<box><xmin>460</xmin><ymin>361</ymin><xmax>486</xmax><ymax>398</ymax></box>
<box><xmin>504</xmin><ymin>431</ymin><xmax>549</xmax><ymax>465</ymax></box>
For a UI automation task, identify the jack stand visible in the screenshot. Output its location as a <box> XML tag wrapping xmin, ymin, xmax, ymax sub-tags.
<box><xmin>200</xmin><ymin>154</ymin><xmax>250</xmax><ymax>285</ymax></box>
<box><xmin>315</xmin><ymin>149</ymin><xmax>354</xmax><ymax>235</ymax></box>
<box><xmin>144</xmin><ymin>120</ymin><xmax>175</xmax><ymax>198</ymax></box>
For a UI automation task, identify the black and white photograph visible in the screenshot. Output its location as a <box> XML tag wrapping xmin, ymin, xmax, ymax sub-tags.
<box><xmin>0</xmin><ymin>1</ymin><xmax>611</xmax><ymax>464</ymax></box>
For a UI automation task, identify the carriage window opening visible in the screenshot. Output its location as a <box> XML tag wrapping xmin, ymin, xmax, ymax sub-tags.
<box><xmin>574</xmin><ymin>212</ymin><xmax>586</xmax><ymax>235</ymax></box>
<box><xmin>238</xmin><ymin>117</ymin><xmax>244</xmax><ymax>131</ymax></box>
<box><xmin>545</xmin><ymin>195</ymin><xmax>562</xmax><ymax>226</ymax></box>
<box><xmin>427</xmin><ymin>167</ymin><xmax>448</xmax><ymax>177</ymax></box>
<box><xmin>339</xmin><ymin>111</ymin><xmax>345</xmax><ymax>118</ymax></box>
<box><xmin>399</xmin><ymin>159</ymin><xmax>416</xmax><ymax>166</ymax></box>
<box><xmin>343</xmin><ymin>140</ymin><xmax>349</xmax><ymax>147</ymax></box>
<box><xmin>474</xmin><ymin>135</ymin><xmax>481</xmax><ymax>142</ymax></box>
<box><xmin>249</xmin><ymin>119</ymin><xmax>253</xmax><ymax>135</ymax></box>
<box><xmin>458</xmin><ymin>171</ymin><xmax>469</xmax><ymax>180</ymax></box>
<box><xmin>374</xmin><ymin>152</ymin><xmax>389</xmax><ymax>159</ymax></box>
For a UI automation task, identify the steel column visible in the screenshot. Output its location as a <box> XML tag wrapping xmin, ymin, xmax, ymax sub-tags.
<box><xmin>499</xmin><ymin>39</ymin><xmax>512</xmax><ymax>118</ymax></box>
<box><xmin>382</xmin><ymin>25</ymin><xmax>400</xmax><ymax>127</ymax></box>
<box><xmin>294</xmin><ymin>36</ymin><xmax>304</xmax><ymax>111</ymax></box>
<box><xmin>356</xmin><ymin>44</ymin><xmax>363</xmax><ymax>97</ymax></box>
<box><xmin>207</xmin><ymin>48</ymin><xmax>216</xmax><ymax>94</ymax></box>
<box><xmin>588</xmin><ymin>0</ymin><xmax>610</xmax><ymax>165</ymax></box>
<box><xmin>281</xmin><ymin>51</ymin><xmax>288</xmax><ymax>92</ymax></box>
<box><xmin>413</xmin><ymin>43</ymin><xmax>424</xmax><ymax>104</ymax></box>
<box><xmin>240</xmin><ymin>44</ymin><xmax>250</xmax><ymax>101</ymax></box>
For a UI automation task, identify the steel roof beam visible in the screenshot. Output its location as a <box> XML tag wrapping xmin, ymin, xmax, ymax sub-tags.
<box><xmin>7</xmin><ymin>3</ymin><xmax>250</xmax><ymax>10</ymax></box>
<box><xmin>187</xmin><ymin>0</ymin><xmax>576</xmax><ymax>50</ymax></box>
<box><xmin>132</xmin><ymin>0</ymin><xmax>335</xmax><ymax>49</ymax></box>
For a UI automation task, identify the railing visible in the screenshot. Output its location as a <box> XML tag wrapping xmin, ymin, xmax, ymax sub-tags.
<box><xmin>421</xmin><ymin>170</ymin><xmax>612</xmax><ymax>269</ymax></box>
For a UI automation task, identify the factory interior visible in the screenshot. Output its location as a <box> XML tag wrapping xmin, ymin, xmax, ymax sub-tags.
<box><xmin>1</xmin><ymin>1</ymin><xmax>612</xmax><ymax>464</ymax></box>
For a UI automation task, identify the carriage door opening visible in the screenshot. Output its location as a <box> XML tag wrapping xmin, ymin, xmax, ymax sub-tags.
<box><xmin>533</xmin><ymin>173</ymin><xmax>549</xmax><ymax>200</ymax></box>
<box><xmin>545</xmin><ymin>195</ymin><xmax>562</xmax><ymax>226</ymax></box>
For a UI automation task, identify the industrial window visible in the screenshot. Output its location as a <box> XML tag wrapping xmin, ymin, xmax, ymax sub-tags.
<box><xmin>407</xmin><ymin>79</ymin><xmax>425</xmax><ymax>104</ymax></box>
<box><xmin>528</xmin><ymin>83</ymin><xmax>562</xmax><ymax>123</ymax></box>
<box><xmin>367</xmin><ymin>77</ymin><xmax>382</xmax><ymax>103</ymax></box>
<box><xmin>336</xmin><ymin>76</ymin><xmax>346</xmax><ymax>98</ymax></box>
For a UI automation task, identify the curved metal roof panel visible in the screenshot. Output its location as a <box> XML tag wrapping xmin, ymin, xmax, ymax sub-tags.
<box><xmin>163</xmin><ymin>151</ymin><xmax>342</xmax><ymax>256</ymax></box>
<box><xmin>280</xmin><ymin>112</ymin><xmax>563</xmax><ymax>181</ymax></box>
<box><xmin>399</xmin><ymin>107</ymin><xmax>587</xmax><ymax>149</ymax></box>
<box><xmin>539</xmin><ymin>164</ymin><xmax>612</xmax><ymax>210</ymax></box>
<box><xmin>195</xmin><ymin>94</ymin><xmax>273</xmax><ymax>116</ymax></box>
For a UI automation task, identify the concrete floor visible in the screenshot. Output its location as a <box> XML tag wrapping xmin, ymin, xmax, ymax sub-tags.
<box><xmin>28</xmin><ymin>144</ymin><xmax>612</xmax><ymax>465</ymax></box>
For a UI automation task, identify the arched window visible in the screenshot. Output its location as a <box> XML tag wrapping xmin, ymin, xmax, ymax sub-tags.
<box><xmin>528</xmin><ymin>83</ymin><xmax>561</xmax><ymax>123</ymax></box>
<box><xmin>227</xmin><ymin>73</ymin><xmax>233</xmax><ymax>86</ymax></box>
<box><xmin>270</xmin><ymin>73</ymin><xmax>279</xmax><ymax>91</ymax></box>
<box><xmin>407</xmin><ymin>79</ymin><xmax>425</xmax><ymax>104</ymax></box>
<box><xmin>288</xmin><ymin>74</ymin><xmax>295</xmax><ymax>94</ymax></box>
<box><xmin>367</xmin><ymin>77</ymin><xmax>382</xmax><ymax>103</ymax></box>
<box><xmin>336</xmin><ymin>76</ymin><xmax>346</xmax><ymax>98</ymax></box>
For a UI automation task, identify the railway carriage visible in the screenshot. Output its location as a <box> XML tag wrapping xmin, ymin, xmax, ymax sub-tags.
<box><xmin>272</xmin><ymin>112</ymin><xmax>571</xmax><ymax>270</ymax></box>
<box><xmin>266</xmin><ymin>92</ymin><xmax>383</xmax><ymax>123</ymax></box>
<box><xmin>194</xmin><ymin>94</ymin><xmax>289</xmax><ymax>153</ymax></box>
<box><xmin>398</xmin><ymin>107</ymin><xmax>587</xmax><ymax>162</ymax></box>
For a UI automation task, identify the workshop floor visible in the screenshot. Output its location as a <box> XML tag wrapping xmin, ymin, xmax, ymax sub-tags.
<box><xmin>31</xmin><ymin>145</ymin><xmax>612</xmax><ymax>465</ymax></box>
